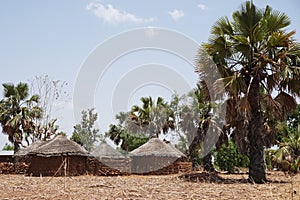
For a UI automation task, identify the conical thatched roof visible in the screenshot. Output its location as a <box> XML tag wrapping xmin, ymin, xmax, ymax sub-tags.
<box><xmin>130</xmin><ymin>138</ymin><xmax>186</xmax><ymax>158</ymax></box>
<box><xmin>15</xmin><ymin>140</ymin><xmax>45</xmax><ymax>156</ymax></box>
<box><xmin>28</xmin><ymin>135</ymin><xmax>89</xmax><ymax>157</ymax></box>
<box><xmin>91</xmin><ymin>143</ymin><xmax>125</xmax><ymax>160</ymax></box>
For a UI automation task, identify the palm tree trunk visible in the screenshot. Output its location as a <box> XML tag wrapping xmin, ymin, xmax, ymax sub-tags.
<box><xmin>249</xmin><ymin>131</ymin><xmax>266</xmax><ymax>183</ymax></box>
<box><xmin>189</xmin><ymin>127</ymin><xmax>215</xmax><ymax>172</ymax></box>
<box><xmin>13</xmin><ymin>141</ymin><xmax>20</xmax><ymax>153</ymax></box>
<box><xmin>248</xmin><ymin>78</ymin><xmax>267</xmax><ymax>183</ymax></box>
<box><xmin>248</xmin><ymin>107</ymin><xmax>267</xmax><ymax>183</ymax></box>
<box><xmin>189</xmin><ymin>134</ymin><xmax>201</xmax><ymax>170</ymax></box>
<box><xmin>203</xmin><ymin>152</ymin><xmax>215</xmax><ymax>172</ymax></box>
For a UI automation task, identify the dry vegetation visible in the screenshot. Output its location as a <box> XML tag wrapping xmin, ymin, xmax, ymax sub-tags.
<box><xmin>0</xmin><ymin>171</ymin><xmax>299</xmax><ymax>200</ymax></box>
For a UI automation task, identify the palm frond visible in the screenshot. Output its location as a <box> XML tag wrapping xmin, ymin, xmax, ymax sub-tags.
<box><xmin>274</xmin><ymin>92</ymin><xmax>297</xmax><ymax>118</ymax></box>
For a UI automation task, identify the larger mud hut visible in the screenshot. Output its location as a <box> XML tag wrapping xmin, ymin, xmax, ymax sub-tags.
<box><xmin>129</xmin><ymin>138</ymin><xmax>190</xmax><ymax>174</ymax></box>
<box><xmin>27</xmin><ymin>135</ymin><xmax>89</xmax><ymax>176</ymax></box>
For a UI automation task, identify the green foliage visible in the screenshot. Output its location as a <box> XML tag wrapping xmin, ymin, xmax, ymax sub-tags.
<box><xmin>277</xmin><ymin>104</ymin><xmax>300</xmax><ymax>143</ymax></box>
<box><xmin>106</xmin><ymin>96</ymin><xmax>174</xmax><ymax>151</ymax></box>
<box><xmin>2</xmin><ymin>143</ymin><xmax>14</xmax><ymax>151</ymax></box>
<box><xmin>264</xmin><ymin>149</ymin><xmax>277</xmax><ymax>170</ymax></box>
<box><xmin>105</xmin><ymin>124</ymin><xmax>148</xmax><ymax>152</ymax></box>
<box><xmin>130</xmin><ymin>97</ymin><xmax>175</xmax><ymax>137</ymax></box>
<box><xmin>119</xmin><ymin>131</ymin><xmax>148</xmax><ymax>152</ymax></box>
<box><xmin>214</xmin><ymin>140</ymin><xmax>249</xmax><ymax>173</ymax></box>
<box><xmin>200</xmin><ymin>1</ymin><xmax>300</xmax><ymax>182</ymax></box>
<box><xmin>70</xmin><ymin>108</ymin><xmax>101</xmax><ymax>151</ymax></box>
<box><xmin>273</xmin><ymin>125</ymin><xmax>300</xmax><ymax>173</ymax></box>
<box><xmin>287</xmin><ymin>104</ymin><xmax>300</xmax><ymax>132</ymax></box>
<box><xmin>0</xmin><ymin>82</ymin><xmax>43</xmax><ymax>152</ymax></box>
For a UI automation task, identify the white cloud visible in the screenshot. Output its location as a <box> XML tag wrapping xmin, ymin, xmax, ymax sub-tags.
<box><xmin>168</xmin><ymin>9</ymin><xmax>184</xmax><ymax>21</ymax></box>
<box><xmin>197</xmin><ymin>3</ymin><xmax>207</xmax><ymax>10</ymax></box>
<box><xmin>86</xmin><ymin>1</ymin><xmax>154</xmax><ymax>24</ymax></box>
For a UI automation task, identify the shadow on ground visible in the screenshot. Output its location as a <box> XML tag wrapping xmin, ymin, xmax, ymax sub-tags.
<box><xmin>178</xmin><ymin>172</ymin><xmax>290</xmax><ymax>184</ymax></box>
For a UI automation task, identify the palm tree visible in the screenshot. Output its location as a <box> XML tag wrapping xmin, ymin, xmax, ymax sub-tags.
<box><xmin>130</xmin><ymin>97</ymin><xmax>175</xmax><ymax>138</ymax></box>
<box><xmin>185</xmin><ymin>84</ymin><xmax>227</xmax><ymax>172</ymax></box>
<box><xmin>0</xmin><ymin>82</ymin><xmax>42</xmax><ymax>152</ymax></box>
<box><xmin>199</xmin><ymin>2</ymin><xmax>300</xmax><ymax>182</ymax></box>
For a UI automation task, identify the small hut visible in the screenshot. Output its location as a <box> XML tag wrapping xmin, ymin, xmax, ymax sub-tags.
<box><xmin>14</xmin><ymin>140</ymin><xmax>45</xmax><ymax>162</ymax></box>
<box><xmin>129</xmin><ymin>138</ymin><xmax>191</xmax><ymax>175</ymax></box>
<box><xmin>27</xmin><ymin>135</ymin><xmax>89</xmax><ymax>176</ymax></box>
<box><xmin>90</xmin><ymin>143</ymin><xmax>130</xmax><ymax>175</ymax></box>
<box><xmin>0</xmin><ymin>151</ymin><xmax>14</xmax><ymax>162</ymax></box>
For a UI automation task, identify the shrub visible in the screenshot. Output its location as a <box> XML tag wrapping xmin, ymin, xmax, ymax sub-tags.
<box><xmin>214</xmin><ymin>140</ymin><xmax>249</xmax><ymax>173</ymax></box>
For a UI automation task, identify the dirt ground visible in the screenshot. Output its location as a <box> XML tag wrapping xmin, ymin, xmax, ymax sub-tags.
<box><xmin>0</xmin><ymin>171</ymin><xmax>299</xmax><ymax>200</ymax></box>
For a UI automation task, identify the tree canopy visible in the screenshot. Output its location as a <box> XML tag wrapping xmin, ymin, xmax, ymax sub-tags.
<box><xmin>0</xmin><ymin>82</ymin><xmax>43</xmax><ymax>152</ymax></box>
<box><xmin>199</xmin><ymin>1</ymin><xmax>300</xmax><ymax>182</ymax></box>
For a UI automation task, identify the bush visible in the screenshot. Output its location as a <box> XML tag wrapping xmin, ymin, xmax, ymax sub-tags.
<box><xmin>214</xmin><ymin>140</ymin><xmax>249</xmax><ymax>173</ymax></box>
<box><xmin>2</xmin><ymin>143</ymin><xmax>14</xmax><ymax>151</ymax></box>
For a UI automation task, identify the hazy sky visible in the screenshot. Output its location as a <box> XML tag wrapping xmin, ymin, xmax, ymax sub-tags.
<box><xmin>0</xmin><ymin>0</ymin><xmax>299</xmax><ymax>148</ymax></box>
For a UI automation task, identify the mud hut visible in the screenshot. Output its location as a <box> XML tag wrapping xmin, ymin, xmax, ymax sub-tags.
<box><xmin>27</xmin><ymin>135</ymin><xmax>89</xmax><ymax>176</ymax></box>
<box><xmin>129</xmin><ymin>138</ymin><xmax>191</xmax><ymax>175</ymax></box>
<box><xmin>90</xmin><ymin>143</ymin><xmax>130</xmax><ymax>175</ymax></box>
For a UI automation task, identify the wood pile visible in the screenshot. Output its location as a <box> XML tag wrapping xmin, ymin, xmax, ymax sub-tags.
<box><xmin>0</xmin><ymin>162</ymin><xmax>29</xmax><ymax>174</ymax></box>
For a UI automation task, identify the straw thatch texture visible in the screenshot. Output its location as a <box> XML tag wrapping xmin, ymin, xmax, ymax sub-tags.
<box><xmin>27</xmin><ymin>135</ymin><xmax>89</xmax><ymax>176</ymax></box>
<box><xmin>130</xmin><ymin>138</ymin><xmax>185</xmax><ymax>158</ymax></box>
<box><xmin>28</xmin><ymin>135</ymin><xmax>88</xmax><ymax>157</ymax></box>
<box><xmin>14</xmin><ymin>140</ymin><xmax>46</xmax><ymax>164</ymax></box>
<box><xmin>91</xmin><ymin>143</ymin><xmax>124</xmax><ymax>160</ymax></box>
<box><xmin>90</xmin><ymin>143</ymin><xmax>130</xmax><ymax>175</ymax></box>
<box><xmin>15</xmin><ymin>140</ymin><xmax>45</xmax><ymax>157</ymax></box>
<box><xmin>129</xmin><ymin>138</ymin><xmax>188</xmax><ymax>174</ymax></box>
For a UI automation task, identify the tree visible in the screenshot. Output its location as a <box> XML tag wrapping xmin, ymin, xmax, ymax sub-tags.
<box><xmin>170</xmin><ymin>92</ymin><xmax>199</xmax><ymax>154</ymax></box>
<box><xmin>105</xmin><ymin>123</ymin><xmax>148</xmax><ymax>152</ymax></box>
<box><xmin>71</xmin><ymin>108</ymin><xmax>100</xmax><ymax>151</ymax></box>
<box><xmin>29</xmin><ymin>75</ymin><xmax>69</xmax><ymax>125</ymax></box>
<box><xmin>106</xmin><ymin>97</ymin><xmax>174</xmax><ymax>151</ymax></box>
<box><xmin>130</xmin><ymin>97</ymin><xmax>175</xmax><ymax>138</ymax></box>
<box><xmin>184</xmin><ymin>84</ymin><xmax>226</xmax><ymax>172</ymax></box>
<box><xmin>200</xmin><ymin>2</ymin><xmax>300</xmax><ymax>182</ymax></box>
<box><xmin>29</xmin><ymin>75</ymin><xmax>68</xmax><ymax>139</ymax></box>
<box><xmin>0</xmin><ymin>82</ymin><xmax>43</xmax><ymax>152</ymax></box>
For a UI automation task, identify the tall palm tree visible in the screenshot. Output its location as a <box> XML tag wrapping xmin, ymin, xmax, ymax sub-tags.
<box><xmin>199</xmin><ymin>2</ymin><xmax>300</xmax><ymax>182</ymax></box>
<box><xmin>0</xmin><ymin>82</ymin><xmax>42</xmax><ymax>152</ymax></box>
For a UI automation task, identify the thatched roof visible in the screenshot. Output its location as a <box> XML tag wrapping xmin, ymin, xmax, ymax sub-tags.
<box><xmin>28</xmin><ymin>135</ymin><xmax>89</xmax><ymax>157</ymax></box>
<box><xmin>91</xmin><ymin>143</ymin><xmax>125</xmax><ymax>160</ymax></box>
<box><xmin>15</xmin><ymin>140</ymin><xmax>45</xmax><ymax>156</ymax></box>
<box><xmin>129</xmin><ymin>138</ymin><xmax>186</xmax><ymax>158</ymax></box>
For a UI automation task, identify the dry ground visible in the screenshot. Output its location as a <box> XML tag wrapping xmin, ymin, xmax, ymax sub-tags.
<box><xmin>0</xmin><ymin>171</ymin><xmax>299</xmax><ymax>200</ymax></box>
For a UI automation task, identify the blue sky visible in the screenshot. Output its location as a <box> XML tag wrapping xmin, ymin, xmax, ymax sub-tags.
<box><xmin>0</xmin><ymin>0</ymin><xmax>300</xmax><ymax>148</ymax></box>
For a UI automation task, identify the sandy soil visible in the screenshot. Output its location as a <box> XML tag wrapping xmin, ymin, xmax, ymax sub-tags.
<box><xmin>0</xmin><ymin>171</ymin><xmax>299</xmax><ymax>200</ymax></box>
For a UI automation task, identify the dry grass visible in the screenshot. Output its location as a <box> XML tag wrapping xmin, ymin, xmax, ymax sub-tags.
<box><xmin>0</xmin><ymin>171</ymin><xmax>299</xmax><ymax>200</ymax></box>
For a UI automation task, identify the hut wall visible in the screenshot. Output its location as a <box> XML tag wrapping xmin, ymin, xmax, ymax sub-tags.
<box><xmin>28</xmin><ymin>155</ymin><xmax>87</xmax><ymax>176</ymax></box>
<box><xmin>87</xmin><ymin>157</ymin><xmax>129</xmax><ymax>176</ymax></box>
<box><xmin>0</xmin><ymin>155</ymin><xmax>14</xmax><ymax>163</ymax></box>
<box><xmin>131</xmin><ymin>156</ymin><xmax>176</xmax><ymax>174</ymax></box>
<box><xmin>146</xmin><ymin>161</ymin><xmax>192</xmax><ymax>175</ymax></box>
<box><xmin>131</xmin><ymin>156</ymin><xmax>192</xmax><ymax>175</ymax></box>
<box><xmin>101</xmin><ymin>158</ymin><xmax>131</xmax><ymax>173</ymax></box>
